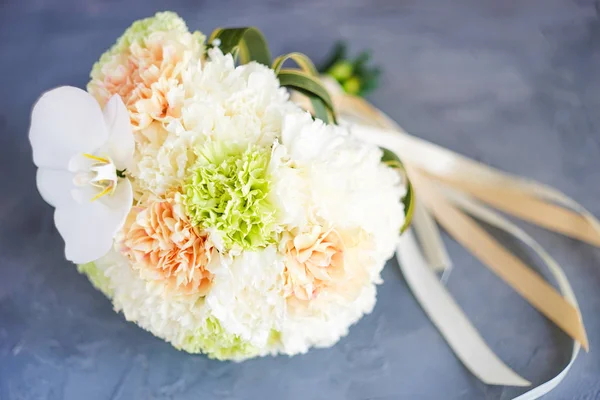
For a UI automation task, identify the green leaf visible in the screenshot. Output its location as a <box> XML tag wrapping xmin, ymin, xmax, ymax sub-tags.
<box><xmin>278</xmin><ymin>69</ymin><xmax>337</xmax><ymax>124</ymax></box>
<box><xmin>277</xmin><ymin>69</ymin><xmax>336</xmax><ymax>116</ymax></box>
<box><xmin>319</xmin><ymin>41</ymin><xmax>347</xmax><ymax>72</ymax></box>
<box><xmin>353</xmin><ymin>50</ymin><xmax>371</xmax><ymax>72</ymax></box>
<box><xmin>274</xmin><ymin>56</ymin><xmax>336</xmax><ymax>123</ymax></box>
<box><xmin>381</xmin><ymin>148</ymin><xmax>403</xmax><ymax>167</ymax></box>
<box><xmin>272</xmin><ymin>52</ymin><xmax>318</xmax><ymax>75</ymax></box>
<box><xmin>309</xmin><ymin>94</ymin><xmax>332</xmax><ymax>123</ymax></box>
<box><xmin>288</xmin><ymin>87</ymin><xmax>333</xmax><ymax>123</ymax></box>
<box><xmin>359</xmin><ymin>67</ymin><xmax>382</xmax><ymax>95</ymax></box>
<box><xmin>381</xmin><ymin>148</ymin><xmax>415</xmax><ymax>234</ymax></box>
<box><xmin>209</xmin><ymin>27</ymin><xmax>271</xmax><ymax>65</ymax></box>
<box><xmin>401</xmin><ymin>181</ymin><xmax>415</xmax><ymax>234</ymax></box>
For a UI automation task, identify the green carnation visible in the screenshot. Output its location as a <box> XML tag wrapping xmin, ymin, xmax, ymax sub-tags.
<box><xmin>179</xmin><ymin>317</ymin><xmax>259</xmax><ymax>360</ymax></box>
<box><xmin>77</xmin><ymin>262</ymin><xmax>113</xmax><ymax>298</ymax></box>
<box><xmin>114</xmin><ymin>11</ymin><xmax>189</xmax><ymax>50</ymax></box>
<box><xmin>183</xmin><ymin>142</ymin><xmax>277</xmax><ymax>251</ymax></box>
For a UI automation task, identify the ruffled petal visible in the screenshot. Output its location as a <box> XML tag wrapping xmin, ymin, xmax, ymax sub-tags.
<box><xmin>102</xmin><ymin>95</ymin><xmax>135</xmax><ymax>170</ymax></box>
<box><xmin>36</xmin><ymin>168</ymin><xmax>75</xmax><ymax>208</ymax></box>
<box><xmin>29</xmin><ymin>86</ymin><xmax>108</xmax><ymax>169</ymax></box>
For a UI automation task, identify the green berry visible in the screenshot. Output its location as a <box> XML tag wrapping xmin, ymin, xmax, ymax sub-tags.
<box><xmin>343</xmin><ymin>76</ymin><xmax>361</xmax><ymax>95</ymax></box>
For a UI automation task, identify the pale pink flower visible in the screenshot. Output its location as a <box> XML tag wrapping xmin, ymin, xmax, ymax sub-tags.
<box><xmin>283</xmin><ymin>225</ymin><xmax>368</xmax><ymax>302</ymax></box>
<box><xmin>118</xmin><ymin>194</ymin><xmax>213</xmax><ymax>295</ymax></box>
<box><xmin>88</xmin><ymin>32</ymin><xmax>192</xmax><ymax>131</ymax></box>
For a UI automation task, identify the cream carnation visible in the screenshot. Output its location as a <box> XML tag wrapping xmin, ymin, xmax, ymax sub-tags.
<box><xmin>89</xmin><ymin>248</ymin><xmax>210</xmax><ymax>348</ymax></box>
<box><xmin>205</xmin><ymin>246</ymin><xmax>286</xmax><ymax>349</ymax></box>
<box><xmin>280</xmin><ymin>281</ymin><xmax>378</xmax><ymax>355</ymax></box>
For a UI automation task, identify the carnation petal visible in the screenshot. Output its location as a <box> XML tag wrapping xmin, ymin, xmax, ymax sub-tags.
<box><xmin>29</xmin><ymin>86</ymin><xmax>108</xmax><ymax>169</ymax></box>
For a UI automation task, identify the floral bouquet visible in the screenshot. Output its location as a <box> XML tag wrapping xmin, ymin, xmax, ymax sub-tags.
<box><xmin>29</xmin><ymin>12</ymin><xmax>409</xmax><ymax>360</ymax></box>
<box><xmin>30</xmin><ymin>11</ymin><xmax>600</xmax><ymax>398</ymax></box>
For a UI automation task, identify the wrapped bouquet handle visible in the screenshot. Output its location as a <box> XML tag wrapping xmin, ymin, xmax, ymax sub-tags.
<box><xmin>332</xmin><ymin>90</ymin><xmax>600</xmax><ymax>399</ymax></box>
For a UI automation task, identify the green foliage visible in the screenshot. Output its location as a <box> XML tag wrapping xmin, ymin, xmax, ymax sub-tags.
<box><xmin>320</xmin><ymin>42</ymin><xmax>381</xmax><ymax>96</ymax></box>
<box><xmin>277</xmin><ymin>69</ymin><xmax>337</xmax><ymax>124</ymax></box>
<box><xmin>207</xmin><ymin>26</ymin><xmax>338</xmax><ymax>124</ymax></box>
<box><xmin>381</xmin><ymin>148</ymin><xmax>415</xmax><ymax>234</ymax></box>
<box><xmin>208</xmin><ymin>27</ymin><xmax>271</xmax><ymax>66</ymax></box>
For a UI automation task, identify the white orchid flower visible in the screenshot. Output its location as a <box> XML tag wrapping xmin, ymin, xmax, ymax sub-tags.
<box><xmin>29</xmin><ymin>86</ymin><xmax>134</xmax><ymax>263</ymax></box>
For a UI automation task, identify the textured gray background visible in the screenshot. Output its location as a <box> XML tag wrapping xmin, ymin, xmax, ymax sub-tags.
<box><xmin>1</xmin><ymin>0</ymin><xmax>600</xmax><ymax>399</ymax></box>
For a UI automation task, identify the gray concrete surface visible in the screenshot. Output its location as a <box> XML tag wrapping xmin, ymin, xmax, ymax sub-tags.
<box><xmin>1</xmin><ymin>1</ymin><xmax>600</xmax><ymax>399</ymax></box>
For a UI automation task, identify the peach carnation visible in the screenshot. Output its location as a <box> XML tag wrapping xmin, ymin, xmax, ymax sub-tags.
<box><xmin>283</xmin><ymin>226</ymin><xmax>349</xmax><ymax>301</ymax></box>
<box><xmin>118</xmin><ymin>194</ymin><xmax>213</xmax><ymax>295</ymax></box>
<box><xmin>88</xmin><ymin>29</ymin><xmax>202</xmax><ymax>130</ymax></box>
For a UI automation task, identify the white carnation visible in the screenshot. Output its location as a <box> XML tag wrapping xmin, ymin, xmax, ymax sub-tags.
<box><xmin>93</xmin><ymin>248</ymin><xmax>209</xmax><ymax>348</ymax></box>
<box><xmin>206</xmin><ymin>246</ymin><xmax>286</xmax><ymax>348</ymax></box>
<box><xmin>270</xmin><ymin>113</ymin><xmax>405</xmax><ymax>353</ymax></box>
<box><xmin>273</xmin><ymin>112</ymin><xmax>405</xmax><ymax>271</ymax></box>
<box><xmin>280</xmin><ymin>283</ymin><xmax>377</xmax><ymax>355</ymax></box>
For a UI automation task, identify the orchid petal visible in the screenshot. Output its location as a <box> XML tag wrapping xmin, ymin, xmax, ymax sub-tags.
<box><xmin>68</xmin><ymin>153</ymin><xmax>96</xmax><ymax>173</ymax></box>
<box><xmin>99</xmin><ymin>178</ymin><xmax>134</xmax><ymax>227</ymax></box>
<box><xmin>71</xmin><ymin>186</ymin><xmax>97</xmax><ymax>204</ymax></box>
<box><xmin>36</xmin><ymin>168</ymin><xmax>75</xmax><ymax>208</ymax></box>
<box><xmin>102</xmin><ymin>95</ymin><xmax>135</xmax><ymax>170</ymax></box>
<box><xmin>29</xmin><ymin>86</ymin><xmax>108</xmax><ymax>169</ymax></box>
<box><xmin>54</xmin><ymin>202</ymin><xmax>116</xmax><ymax>264</ymax></box>
<box><xmin>54</xmin><ymin>179</ymin><xmax>133</xmax><ymax>263</ymax></box>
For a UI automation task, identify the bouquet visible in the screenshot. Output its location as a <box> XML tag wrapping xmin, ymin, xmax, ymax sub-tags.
<box><xmin>28</xmin><ymin>12</ymin><xmax>408</xmax><ymax>360</ymax></box>
<box><xmin>29</xmin><ymin>11</ymin><xmax>600</xmax><ymax>398</ymax></box>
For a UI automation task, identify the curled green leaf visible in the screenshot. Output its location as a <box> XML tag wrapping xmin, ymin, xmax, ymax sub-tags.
<box><xmin>277</xmin><ymin>69</ymin><xmax>337</xmax><ymax>123</ymax></box>
<box><xmin>272</xmin><ymin>52</ymin><xmax>319</xmax><ymax>76</ymax></box>
<box><xmin>209</xmin><ymin>27</ymin><xmax>271</xmax><ymax>66</ymax></box>
<box><xmin>381</xmin><ymin>148</ymin><xmax>415</xmax><ymax>234</ymax></box>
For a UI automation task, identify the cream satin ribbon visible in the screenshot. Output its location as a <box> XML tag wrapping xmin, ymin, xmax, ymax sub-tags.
<box><xmin>315</xmin><ymin>90</ymin><xmax>600</xmax><ymax>399</ymax></box>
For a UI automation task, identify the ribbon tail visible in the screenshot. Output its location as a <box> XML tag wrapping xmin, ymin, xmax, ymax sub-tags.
<box><xmin>435</xmin><ymin>185</ymin><xmax>583</xmax><ymax>400</ymax></box>
<box><xmin>412</xmin><ymin>173</ymin><xmax>588</xmax><ymax>350</ymax></box>
<box><xmin>411</xmin><ymin>199</ymin><xmax>452</xmax><ymax>273</ymax></box>
<box><xmin>396</xmin><ymin>230</ymin><xmax>530</xmax><ymax>387</ymax></box>
<box><xmin>420</xmin><ymin>171</ymin><xmax>600</xmax><ymax>248</ymax></box>
<box><xmin>337</xmin><ymin>94</ymin><xmax>600</xmax><ymax>248</ymax></box>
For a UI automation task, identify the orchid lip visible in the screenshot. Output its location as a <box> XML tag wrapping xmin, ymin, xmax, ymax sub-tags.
<box><xmin>73</xmin><ymin>153</ymin><xmax>121</xmax><ymax>201</ymax></box>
